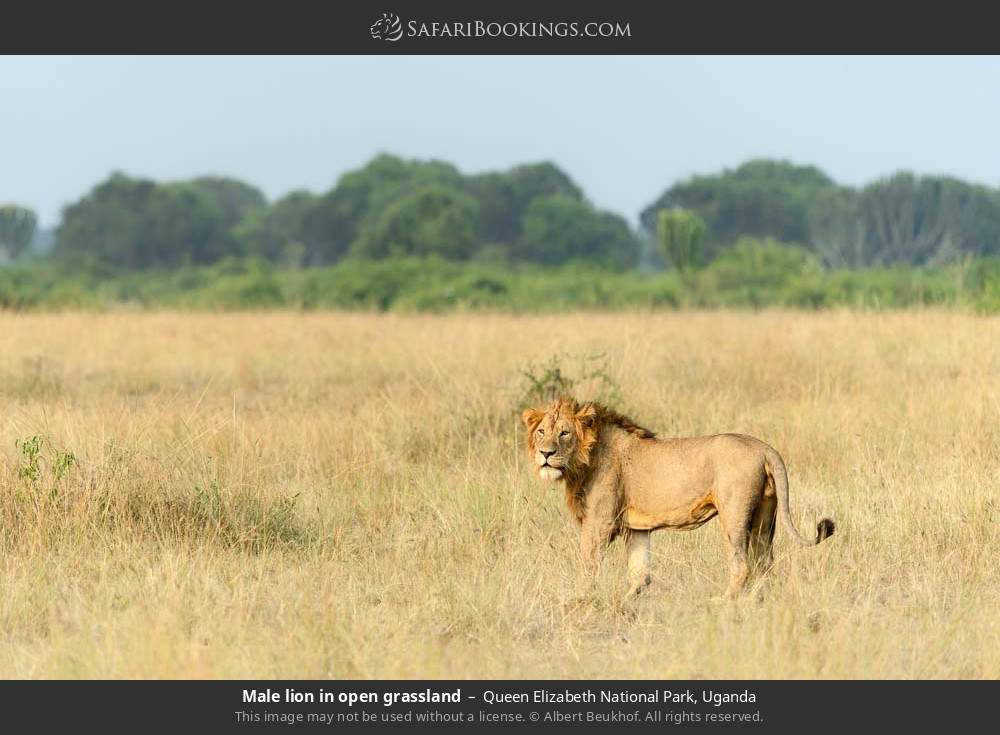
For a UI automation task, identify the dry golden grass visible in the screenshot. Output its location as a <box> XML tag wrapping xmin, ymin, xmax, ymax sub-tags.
<box><xmin>1</xmin><ymin>310</ymin><xmax>999</xmax><ymax>679</ymax></box>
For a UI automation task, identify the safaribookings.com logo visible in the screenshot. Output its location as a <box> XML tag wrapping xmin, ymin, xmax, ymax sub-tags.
<box><xmin>370</xmin><ymin>13</ymin><xmax>404</xmax><ymax>41</ymax></box>
<box><xmin>370</xmin><ymin>13</ymin><xmax>631</xmax><ymax>41</ymax></box>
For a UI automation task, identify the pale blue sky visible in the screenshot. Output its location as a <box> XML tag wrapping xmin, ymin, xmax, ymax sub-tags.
<box><xmin>3</xmin><ymin>55</ymin><xmax>1000</xmax><ymax>227</ymax></box>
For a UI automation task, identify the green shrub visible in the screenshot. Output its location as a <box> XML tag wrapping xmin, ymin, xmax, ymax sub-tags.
<box><xmin>3</xmin><ymin>252</ymin><xmax>1000</xmax><ymax>313</ymax></box>
<box><xmin>696</xmin><ymin>238</ymin><xmax>820</xmax><ymax>307</ymax></box>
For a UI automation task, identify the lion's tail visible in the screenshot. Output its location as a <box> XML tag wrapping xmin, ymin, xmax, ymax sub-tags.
<box><xmin>764</xmin><ymin>447</ymin><xmax>835</xmax><ymax>547</ymax></box>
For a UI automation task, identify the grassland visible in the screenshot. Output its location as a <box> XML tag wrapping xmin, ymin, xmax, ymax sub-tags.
<box><xmin>0</xmin><ymin>310</ymin><xmax>998</xmax><ymax>678</ymax></box>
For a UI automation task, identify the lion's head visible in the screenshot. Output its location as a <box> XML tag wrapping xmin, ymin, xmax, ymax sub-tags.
<box><xmin>521</xmin><ymin>398</ymin><xmax>599</xmax><ymax>483</ymax></box>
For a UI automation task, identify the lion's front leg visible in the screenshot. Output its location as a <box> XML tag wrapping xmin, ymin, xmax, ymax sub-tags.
<box><xmin>624</xmin><ymin>529</ymin><xmax>651</xmax><ymax>599</ymax></box>
<box><xmin>561</xmin><ymin>521</ymin><xmax>609</xmax><ymax>614</ymax></box>
<box><xmin>574</xmin><ymin>497</ymin><xmax>619</xmax><ymax>597</ymax></box>
<box><xmin>576</xmin><ymin>523</ymin><xmax>606</xmax><ymax>592</ymax></box>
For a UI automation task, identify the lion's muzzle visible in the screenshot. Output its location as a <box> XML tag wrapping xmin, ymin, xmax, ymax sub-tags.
<box><xmin>535</xmin><ymin>451</ymin><xmax>565</xmax><ymax>481</ymax></box>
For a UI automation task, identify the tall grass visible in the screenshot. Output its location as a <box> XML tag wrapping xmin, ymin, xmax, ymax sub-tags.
<box><xmin>0</xmin><ymin>310</ymin><xmax>998</xmax><ymax>678</ymax></box>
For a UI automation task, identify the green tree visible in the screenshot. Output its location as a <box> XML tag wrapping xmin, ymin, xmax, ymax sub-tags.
<box><xmin>188</xmin><ymin>177</ymin><xmax>267</xmax><ymax>233</ymax></box>
<box><xmin>54</xmin><ymin>173</ymin><xmax>235</xmax><ymax>270</ymax></box>
<box><xmin>301</xmin><ymin>154</ymin><xmax>463</xmax><ymax>264</ymax></box>
<box><xmin>852</xmin><ymin>173</ymin><xmax>1000</xmax><ymax>266</ymax></box>
<box><xmin>55</xmin><ymin>173</ymin><xmax>156</xmax><ymax>270</ymax></box>
<box><xmin>657</xmin><ymin>208</ymin><xmax>707</xmax><ymax>271</ymax></box>
<box><xmin>0</xmin><ymin>205</ymin><xmax>37</xmax><ymax>261</ymax></box>
<box><xmin>515</xmin><ymin>194</ymin><xmax>639</xmax><ymax>268</ymax></box>
<box><xmin>234</xmin><ymin>190</ymin><xmax>317</xmax><ymax>266</ymax></box>
<box><xmin>143</xmin><ymin>183</ymin><xmax>230</xmax><ymax>267</ymax></box>
<box><xmin>468</xmin><ymin>161</ymin><xmax>584</xmax><ymax>247</ymax></box>
<box><xmin>806</xmin><ymin>188</ymin><xmax>870</xmax><ymax>268</ymax></box>
<box><xmin>223</xmin><ymin>156</ymin><xmax>589</xmax><ymax>265</ymax></box>
<box><xmin>641</xmin><ymin>159</ymin><xmax>837</xmax><ymax>259</ymax></box>
<box><xmin>352</xmin><ymin>184</ymin><xmax>480</xmax><ymax>260</ymax></box>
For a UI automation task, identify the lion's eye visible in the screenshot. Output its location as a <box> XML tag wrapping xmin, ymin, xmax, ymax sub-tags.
<box><xmin>560</xmin><ymin>430</ymin><xmax>570</xmax><ymax>437</ymax></box>
<box><xmin>536</xmin><ymin>428</ymin><xmax>544</xmax><ymax>436</ymax></box>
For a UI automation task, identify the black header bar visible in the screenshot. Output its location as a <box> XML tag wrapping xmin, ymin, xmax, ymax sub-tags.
<box><xmin>2</xmin><ymin>1</ymin><xmax>997</xmax><ymax>53</ymax></box>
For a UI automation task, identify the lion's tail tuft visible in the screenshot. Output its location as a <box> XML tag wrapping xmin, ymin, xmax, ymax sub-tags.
<box><xmin>765</xmin><ymin>447</ymin><xmax>836</xmax><ymax>548</ymax></box>
<box><xmin>816</xmin><ymin>517</ymin><xmax>835</xmax><ymax>543</ymax></box>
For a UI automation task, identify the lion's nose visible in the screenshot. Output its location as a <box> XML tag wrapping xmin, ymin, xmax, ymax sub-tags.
<box><xmin>540</xmin><ymin>449</ymin><xmax>555</xmax><ymax>458</ymax></box>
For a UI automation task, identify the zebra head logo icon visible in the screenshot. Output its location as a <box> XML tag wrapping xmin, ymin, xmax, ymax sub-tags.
<box><xmin>370</xmin><ymin>13</ymin><xmax>403</xmax><ymax>41</ymax></box>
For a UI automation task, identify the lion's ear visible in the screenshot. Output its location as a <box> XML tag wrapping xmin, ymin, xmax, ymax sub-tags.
<box><xmin>521</xmin><ymin>408</ymin><xmax>543</xmax><ymax>430</ymax></box>
<box><xmin>576</xmin><ymin>403</ymin><xmax>598</xmax><ymax>428</ymax></box>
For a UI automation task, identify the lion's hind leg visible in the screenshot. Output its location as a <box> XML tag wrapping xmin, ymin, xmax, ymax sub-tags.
<box><xmin>725</xmin><ymin>540</ymin><xmax>750</xmax><ymax>599</ymax></box>
<box><xmin>716</xmin><ymin>493</ymin><xmax>753</xmax><ymax>599</ymax></box>
<box><xmin>748</xmin><ymin>494</ymin><xmax>777</xmax><ymax>576</ymax></box>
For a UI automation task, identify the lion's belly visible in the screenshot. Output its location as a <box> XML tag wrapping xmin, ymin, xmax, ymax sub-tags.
<box><xmin>624</xmin><ymin>490</ymin><xmax>718</xmax><ymax>531</ymax></box>
<box><xmin>620</xmin><ymin>438</ymin><xmax>727</xmax><ymax>531</ymax></box>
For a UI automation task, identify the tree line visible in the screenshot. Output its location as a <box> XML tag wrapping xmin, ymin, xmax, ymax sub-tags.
<box><xmin>37</xmin><ymin>156</ymin><xmax>637</xmax><ymax>272</ymax></box>
<box><xmin>4</xmin><ymin>155</ymin><xmax>1000</xmax><ymax>271</ymax></box>
<box><xmin>642</xmin><ymin>160</ymin><xmax>1000</xmax><ymax>268</ymax></box>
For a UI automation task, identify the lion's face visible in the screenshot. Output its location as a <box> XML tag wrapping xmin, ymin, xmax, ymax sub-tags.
<box><xmin>521</xmin><ymin>399</ymin><xmax>597</xmax><ymax>483</ymax></box>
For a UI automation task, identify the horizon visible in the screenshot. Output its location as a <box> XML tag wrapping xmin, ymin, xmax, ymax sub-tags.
<box><xmin>4</xmin><ymin>55</ymin><xmax>1000</xmax><ymax>227</ymax></box>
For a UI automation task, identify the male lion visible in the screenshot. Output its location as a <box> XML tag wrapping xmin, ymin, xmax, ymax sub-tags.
<box><xmin>522</xmin><ymin>397</ymin><xmax>835</xmax><ymax>600</ymax></box>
